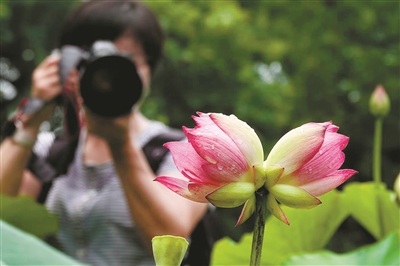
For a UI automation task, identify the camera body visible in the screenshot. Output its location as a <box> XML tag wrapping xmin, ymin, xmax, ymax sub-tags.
<box><xmin>59</xmin><ymin>41</ymin><xmax>143</xmax><ymax>118</ymax></box>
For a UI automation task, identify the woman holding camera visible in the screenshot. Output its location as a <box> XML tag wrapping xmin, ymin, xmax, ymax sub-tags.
<box><xmin>0</xmin><ymin>1</ymin><xmax>208</xmax><ymax>265</ymax></box>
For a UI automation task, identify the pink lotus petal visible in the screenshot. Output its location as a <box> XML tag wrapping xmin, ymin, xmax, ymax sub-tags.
<box><xmin>300</xmin><ymin>169</ymin><xmax>357</xmax><ymax>196</ymax></box>
<box><xmin>327</xmin><ymin>123</ymin><xmax>339</xmax><ymax>133</ymax></box>
<box><xmin>188</xmin><ymin>182</ymin><xmax>221</xmax><ymax>200</ymax></box>
<box><xmin>192</xmin><ymin>112</ymin><xmax>215</xmax><ymax>127</ymax></box>
<box><xmin>157</xmin><ymin>112</ymin><xmax>266</xmax><ymax>213</ymax></box>
<box><xmin>154</xmin><ymin>176</ymin><xmax>209</xmax><ymax>203</ymax></box>
<box><xmin>210</xmin><ymin>113</ymin><xmax>264</xmax><ymax>167</ymax></box>
<box><xmin>324</xmin><ymin>130</ymin><xmax>349</xmax><ymax>151</ymax></box>
<box><xmin>264</xmin><ymin>122</ymin><xmax>329</xmax><ymax>176</ymax></box>
<box><xmin>263</xmin><ymin>121</ymin><xmax>356</xmax><ymax>223</ymax></box>
<box><xmin>183</xmin><ymin>125</ymin><xmax>248</xmax><ymax>172</ymax></box>
<box><xmin>202</xmin><ymin>163</ymin><xmax>249</xmax><ymax>183</ymax></box>
<box><xmin>180</xmin><ymin>168</ymin><xmax>218</xmax><ymax>185</ymax></box>
<box><xmin>165</xmin><ymin>142</ymin><xmax>210</xmax><ymax>183</ymax></box>
<box><xmin>282</xmin><ymin>133</ymin><xmax>349</xmax><ymax>185</ymax></box>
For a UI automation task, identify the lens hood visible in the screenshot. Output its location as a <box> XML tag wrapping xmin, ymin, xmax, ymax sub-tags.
<box><xmin>80</xmin><ymin>55</ymin><xmax>143</xmax><ymax>118</ymax></box>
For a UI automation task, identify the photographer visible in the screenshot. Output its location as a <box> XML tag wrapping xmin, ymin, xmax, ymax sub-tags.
<box><xmin>0</xmin><ymin>1</ymin><xmax>208</xmax><ymax>265</ymax></box>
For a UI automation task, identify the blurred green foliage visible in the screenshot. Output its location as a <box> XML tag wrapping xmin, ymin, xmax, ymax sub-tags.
<box><xmin>1</xmin><ymin>195</ymin><xmax>59</xmax><ymax>239</ymax></box>
<box><xmin>212</xmin><ymin>190</ymin><xmax>350</xmax><ymax>265</ymax></box>
<box><xmin>343</xmin><ymin>182</ymin><xmax>400</xmax><ymax>240</ymax></box>
<box><xmin>1</xmin><ymin>0</ymin><xmax>399</xmax><ymax>258</ymax></box>
<box><xmin>211</xmin><ymin>183</ymin><xmax>399</xmax><ymax>265</ymax></box>
<box><xmin>2</xmin><ymin>1</ymin><xmax>398</xmax><ymax>188</ymax></box>
<box><xmin>146</xmin><ymin>1</ymin><xmax>399</xmax><ymax>189</ymax></box>
<box><xmin>282</xmin><ymin>231</ymin><xmax>399</xmax><ymax>266</ymax></box>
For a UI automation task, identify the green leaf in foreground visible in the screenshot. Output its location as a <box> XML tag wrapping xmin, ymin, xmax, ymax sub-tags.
<box><xmin>1</xmin><ymin>195</ymin><xmax>58</xmax><ymax>239</ymax></box>
<box><xmin>152</xmin><ymin>235</ymin><xmax>189</xmax><ymax>266</ymax></box>
<box><xmin>343</xmin><ymin>182</ymin><xmax>400</xmax><ymax>240</ymax></box>
<box><xmin>0</xmin><ymin>220</ymin><xmax>88</xmax><ymax>265</ymax></box>
<box><xmin>282</xmin><ymin>231</ymin><xmax>400</xmax><ymax>266</ymax></box>
<box><xmin>211</xmin><ymin>190</ymin><xmax>349</xmax><ymax>265</ymax></box>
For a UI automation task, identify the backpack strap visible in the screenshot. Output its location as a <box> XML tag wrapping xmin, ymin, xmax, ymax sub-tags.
<box><xmin>28</xmin><ymin>136</ymin><xmax>78</xmax><ymax>182</ymax></box>
<box><xmin>29</xmin><ymin>136</ymin><xmax>79</xmax><ymax>204</ymax></box>
<box><xmin>142</xmin><ymin>127</ymin><xmax>185</xmax><ymax>173</ymax></box>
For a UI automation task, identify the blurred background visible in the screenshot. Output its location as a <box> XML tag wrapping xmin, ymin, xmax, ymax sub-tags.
<box><xmin>1</xmin><ymin>0</ymin><xmax>399</xmax><ymax>250</ymax></box>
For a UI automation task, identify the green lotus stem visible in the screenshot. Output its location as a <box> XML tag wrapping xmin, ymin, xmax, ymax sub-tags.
<box><xmin>373</xmin><ymin>118</ymin><xmax>383</xmax><ymax>184</ymax></box>
<box><xmin>250</xmin><ymin>187</ymin><xmax>268</xmax><ymax>266</ymax></box>
<box><xmin>373</xmin><ymin>117</ymin><xmax>384</xmax><ymax>238</ymax></box>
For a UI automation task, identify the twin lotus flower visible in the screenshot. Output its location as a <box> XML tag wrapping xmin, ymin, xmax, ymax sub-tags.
<box><xmin>155</xmin><ymin>112</ymin><xmax>356</xmax><ymax>225</ymax></box>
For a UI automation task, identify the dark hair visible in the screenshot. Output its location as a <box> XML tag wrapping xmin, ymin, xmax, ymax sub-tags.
<box><xmin>59</xmin><ymin>0</ymin><xmax>164</xmax><ymax>72</ymax></box>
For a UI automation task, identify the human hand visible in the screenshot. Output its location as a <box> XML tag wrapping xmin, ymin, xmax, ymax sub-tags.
<box><xmin>31</xmin><ymin>54</ymin><xmax>63</xmax><ymax>101</ymax></box>
<box><xmin>84</xmin><ymin>107</ymin><xmax>132</xmax><ymax>147</ymax></box>
<box><xmin>20</xmin><ymin>55</ymin><xmax>64</xmax><ymax>130</ymax></box>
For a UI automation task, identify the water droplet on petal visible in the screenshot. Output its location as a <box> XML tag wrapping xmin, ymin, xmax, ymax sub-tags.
<box><xmin>217</xmin><ymin>164</ymin><xmax>224</xmax><ymax>171</ymax></box>
<box><xmin>231</xmin><ymin>165</ymin><xmax>239</xmax><ymax>174</ymax></box>
<box><xmin>205</xmin><ymin>155</ymin><xmax>217</xmax><ymax>164</ymax></box>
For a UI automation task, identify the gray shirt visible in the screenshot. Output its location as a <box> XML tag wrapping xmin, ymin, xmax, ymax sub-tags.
<box><xmin>34</xmin><ymin>121</ymin><xmax>180</xmax><ymax>265</ymax></box>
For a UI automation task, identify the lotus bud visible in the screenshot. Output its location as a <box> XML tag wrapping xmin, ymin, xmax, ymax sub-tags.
<box><xmin>369</xmin><ymin>85</ymin><xmax>390</xmax><ymax>118</ymax></box>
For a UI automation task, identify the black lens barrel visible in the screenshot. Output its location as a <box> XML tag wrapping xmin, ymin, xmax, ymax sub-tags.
<box><xmin>80</xmin><ymin>55</ymin><xmax>142</xmax><ymax>118</ymax></box>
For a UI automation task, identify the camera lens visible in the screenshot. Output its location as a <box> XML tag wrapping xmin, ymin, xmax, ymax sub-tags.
<box><xmin>80</xmin><ymin>55</ymin><xmax>142</xmax><ymax>118</ymax></box>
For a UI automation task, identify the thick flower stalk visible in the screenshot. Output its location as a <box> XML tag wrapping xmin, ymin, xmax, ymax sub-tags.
<box><xmin>155</xmin><ymin>112</ymin><xmax>265</xmax><ymax>225</ymax></box>
<box><xmin>263</xmin><ymin>122</ymin><xmax>357</xmax><ymax>224</ymax></box>
<box><xmin>369</xmin><ymin>84</ymin><xmax>391</xmax><ymax>238</ymax></box>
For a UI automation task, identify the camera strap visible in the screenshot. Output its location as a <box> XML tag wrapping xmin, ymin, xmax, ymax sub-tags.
<box><xmin>2</xmin><ymin>97</ymin><xmax>49</xmax><ymax>139</ymax></box>
<box><xmin>2</xmin><ymin>93</ymin><xmax>81</xmax><ymax>142</ymax></box>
